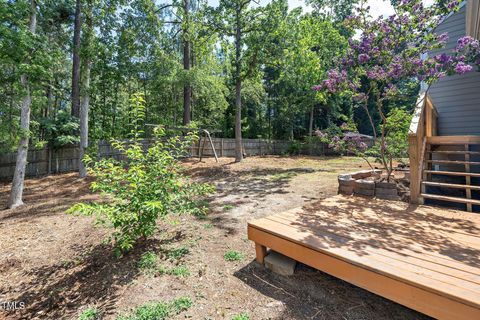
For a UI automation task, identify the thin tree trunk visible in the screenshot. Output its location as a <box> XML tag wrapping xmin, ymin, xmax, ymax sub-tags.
<box><xmin>308</xmin><ymin>105</ymin><xmax>314</xmax><ymax>136</ymax></box>
<box><xmin>79</xmin><ymin>0</ymin><xmax>93</xmax><ymax>178</ymax></box>
<box><xmin>71</xmin><ymin>0</ymin><xmax>82</xmax><ymax>118</ymax></box>
<box><xmin>79</xmin><ymin>59</ymin><xmax>91</xmax><ymax>178</ymax></box>
<box><xmin>8</xmin><ymin>0</ymin><xmax>37</xmax><ymax>209</ymax></box>
<box><xmin>182</xmin><ymin>0</ymin><xmax>191</xmax><ymax>125</ymax></box>
<box><xmin>234</xmin><ymin>7</ymin><xmax>243</xmax><ymax>162</ymax></box>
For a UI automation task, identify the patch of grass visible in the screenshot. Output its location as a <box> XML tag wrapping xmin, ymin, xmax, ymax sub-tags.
<box><xmin>138</xmin><ymin>251</ymin><xmax>158</xmax><ymax>273</ymax></box>
<box><xmin>116</xmin><ymin>297</ymin><xmax>192</xmax><ymax>320</ymax></box>
<box><xmin>78</xmin><ymin>307</ymin><xmax>100</xmax><ymax>320</ymax></box>
<box><xmin>222</xmin><ymin>204</ymin><xmax>236</xmax><ymax>211</ymax></box>
<box><xmin>203</xmin><ymin>223</ymin><xmax>213</xmax><ymax>229</ymax></box>
<box><xmin>268</xmin><ymin>171</ymin><xmax>297</xmax><ymax>181</ymax></box>
<box><xmin>231</xmin><ymin>313</ymin><xmax>250</xmax><ymax>320</ymax></box>
<box><xmin>158</xmin><ymin>265</ymin><xmax>190</xmax><ymax>277</ymax></box>
<box><xmin>224</xmin><ymin>250</ymin><xmax>243</xmax><ymax>262</ymax></box>
<box><xmin>166</xmin><ymin>246</ymin><xmax>189</xmax><ymax>260</ymax></box>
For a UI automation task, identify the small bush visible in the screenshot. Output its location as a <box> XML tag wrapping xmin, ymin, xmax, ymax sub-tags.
<box><xmin>116</xmin><ymin>297</ymin><xmax>192</xmax><ymax>320</ymax></box>
<box><xmin>224</xmin><ymin>250</ymin><xmax>243</xmax><ymax>261</ymax></box>
<box><xmin>78</xmin><ymin>307</ymin><xmax>100</xmax><ymax>320</ymax></box>
<box><xmin>286</xmin><ymin>141</ymin><xmax>302</xmax><ymax>155</ymax></box>
<box><xmin>68</xmin><ymin>94</ymin><xmax>214</xmax><ymax>254</ymax></box>
<box><xmin>232</xmin><ymin>313</ymin><xmax>250</xmax><ymax>320</ymax></box>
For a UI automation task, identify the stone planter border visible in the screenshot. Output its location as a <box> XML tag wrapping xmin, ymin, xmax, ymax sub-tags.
<box><xmin>338</xmin><ymin>169</ymin><xmax>400</xmax><ymax>200</ymax></box>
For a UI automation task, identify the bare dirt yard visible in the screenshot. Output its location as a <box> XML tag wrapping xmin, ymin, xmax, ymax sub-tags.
<box><xmin>0</xmin><ymin>156</ymin><xmax>429</xmax><ymax>320</ymax></box>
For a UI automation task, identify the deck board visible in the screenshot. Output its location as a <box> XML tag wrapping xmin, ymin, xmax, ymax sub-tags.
<box><xmin>247</xmin><ymin>195</ymin><xmax>480</xmax><ymax>320</ymax></box>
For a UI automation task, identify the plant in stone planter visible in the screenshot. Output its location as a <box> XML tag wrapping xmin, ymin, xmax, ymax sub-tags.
<box><xmin>314</xmin><ymin>0</ymin><xmax>477</xmax><ymax>182</ymax></box>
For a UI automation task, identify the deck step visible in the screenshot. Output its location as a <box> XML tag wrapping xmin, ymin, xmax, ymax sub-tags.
<box><xmin>429</xmin><ymin>150</ymin><xmax>480</xmax><ymax>155</ymax></box>
<box><xmin>421</xmin><ymin>193</ymin><xmax>480</xmax><ymax>205</ymax></box>
<box><xmin>427</xmin><ymin>160</ymin><xmax>480</xmax><ymax>165</ymax></box>
<box><xmin>422</xmin><ymin>181</ymin><xmax>480</xmax><ymax>190</ymax></box>
<box><xmin>427</xmin><ymin>136</ymin><xmax>480</xmax><ymax>145</ymax></box>
<box><xmin>424</xmin><ymin>170</ymin><xmax>480</xmax><ymax>177</ymax></box>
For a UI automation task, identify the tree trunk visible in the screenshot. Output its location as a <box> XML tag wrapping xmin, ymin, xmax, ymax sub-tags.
<box><xmin>8</xmin><ymin>0</ymin><xmax>37</xmax><ymax>209</ymax></box>
<box><xmin>79</xmin><ymin>59</ymin><xmax>91</xmax><ymax>178</ymax></box>
<box><xmin>182</xmin><ymin>0</ymin><xmax>191</xmax><ymax>125</ymax></box>
<box><xmin>234</xmin><ymin>8</ymin><xmax>243</xmax><ymax>162</ymax></box>
<box><xmin>308</xmin><ymin>105</ymin><xmax>314</xmax><ymax>136</ymax></box>
<box><xmin>71</xmin><ymin>0</ymin><xmax>82</xmax><ymax>118</ymax></box>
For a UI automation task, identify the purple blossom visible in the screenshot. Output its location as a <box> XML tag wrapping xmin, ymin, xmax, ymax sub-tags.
<box><xmin>435</xmin><ymin>53</ymin><xmax>453</xmax><ymax>65</ymax></box>
<box><xmin>457</xmin><ymin>36</ymin><xmax>475</xmax><ymax>51</ymax></box>
<box><xmin>358</xmin><ymin>53</ymin><xmax>370</xmax><ymax>64</ymax></box>
<box><xmin>366</xmin><ymin>66</ymin><xmax>386</xmax><ymax>80</ymax></box>
<box><xmin>454</xmin><ymin>62</ymin><xmax>473</xmax><ymax>74</ymax></box>
<box><xmin>388</xmin><ymin>63</ymin><xmax>403</xmax><ymax>78</ymax></box>
<box><xmin>437</xmin><ymin>33</ymin><xmax>449</xmax><ymax>44</ymax></box>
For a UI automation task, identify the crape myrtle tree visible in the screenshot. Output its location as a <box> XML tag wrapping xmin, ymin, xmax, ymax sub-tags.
<box><xmin>315</xmin><ymin>0</ymin><xmax>480</xmax><ymax>181</ymax></box>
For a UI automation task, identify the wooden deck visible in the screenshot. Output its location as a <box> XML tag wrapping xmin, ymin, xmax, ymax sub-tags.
<box><xmin>247</xmin><ymin>195</ymin><xmax>480</xmax><ymax>320</ymax></box>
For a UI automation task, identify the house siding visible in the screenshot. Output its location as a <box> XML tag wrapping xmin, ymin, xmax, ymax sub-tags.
<box><xmin>429</xmin><ymin>4</ymin><xmax>480</xmax><ymax>136</ymax></box>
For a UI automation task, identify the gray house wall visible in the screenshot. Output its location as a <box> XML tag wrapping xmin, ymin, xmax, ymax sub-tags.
<box><xmin>429</xmin><ymin>4</ymin><xmax>480</xmax><ymax>136</ymax></box>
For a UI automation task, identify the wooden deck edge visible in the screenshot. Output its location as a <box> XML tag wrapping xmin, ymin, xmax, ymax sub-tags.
<box><xmin>247</xmin><ymin>225</ymin><xmax>480</xmax><ymax>320</ymax></box>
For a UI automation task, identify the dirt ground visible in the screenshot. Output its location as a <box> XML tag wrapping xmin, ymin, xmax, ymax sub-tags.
<box><xmin>0</xmin><ymin>156</ymin><xmax>430</xmax><ymax>320</ymax></box>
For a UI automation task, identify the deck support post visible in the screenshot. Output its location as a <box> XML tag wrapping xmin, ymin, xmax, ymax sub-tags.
<box><xmin>255</xmin><ymin>243</ymin><xmax>267</xmax><ymax>264</ymax></box>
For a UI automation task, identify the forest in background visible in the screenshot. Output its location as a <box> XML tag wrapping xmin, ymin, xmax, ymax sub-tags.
<box><xmin>0</xmin><ymin>0</ymin><xmax>419</xmax><ymax>155</ymax></box>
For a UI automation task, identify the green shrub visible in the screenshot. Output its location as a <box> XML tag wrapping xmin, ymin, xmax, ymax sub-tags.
<box><xmin>232</xmin><ymin>313</ymin><xmax>250</xmax><ymax>320</ymax></box>
<box><xmin>78</xmin><ymin>307</ymin><xmax>100</xmax><ymax>320</ymax></box>
<box><xmin>116</xmin><ymin>297</ymin><xmax>192</xmax><ymax>320</ymax></box>
<box><xmin>224</xmin><ymin>250</ymin><xmax>244</xmax><ymax>261</ymax></box>
<box><xmin>286</xmin><ymin>140</ymin><xmax>302</xmax><ymax>155</ymax></box>
<box><xmin>68</xmin><ymin>94</ymin><xmax>214</xmax><ymax>254</ymax></box>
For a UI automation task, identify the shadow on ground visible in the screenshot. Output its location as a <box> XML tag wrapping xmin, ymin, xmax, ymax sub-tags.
<box><xmin>1</xmin><ymin>232</ymin><xmax>185</xmax><ymax>320</ymax></box>
<box><xmin>234</xmin><ymin>261</ymin><xmax>431</xmax><ymax>320</ymax></box>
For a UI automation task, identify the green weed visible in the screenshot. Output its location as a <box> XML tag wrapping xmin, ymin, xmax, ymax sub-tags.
<box><xmin>224</xmin><ymin>250</ymin><xmax>244</xmax><ymax>262</ymax></box>
<box><xmin>78</xmin><ymin>307</ymin><xmax>100</xmax><ymax>320</ymax></box>
<box><xmin>166</xmin><ymin>246</ymin><xmax>189</xmax><ymax>260</ymax></box>
<box><xmin>232</xmin><ymin>313</ymin><xmax>250</xmax><ymax>320</ymax></box>
<box><xmin>116</xmin><ymin>297</ymin><xmax>192</xmax><ymax>320</ymax></box>
<box><xmin>138</xmin><ymin>251</ymin><xmax>158</xmax><ymax>273</ymax></box>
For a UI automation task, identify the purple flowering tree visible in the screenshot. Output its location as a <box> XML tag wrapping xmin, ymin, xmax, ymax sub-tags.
<box><xmin>315</xmin><ymin>121</ymin><xmax>374</xmax><ymax>170</ymax></box>
<box><xmin>314</xmin><ymin>0</ymin><xmax>480</xmax><ymax>181</ymax></box>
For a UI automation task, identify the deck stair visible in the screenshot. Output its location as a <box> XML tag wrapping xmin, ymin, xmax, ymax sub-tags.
<box><xmin>420</xmin><ymin>136</ymin><xmax>480</xmax><ymax>212</ymax></box>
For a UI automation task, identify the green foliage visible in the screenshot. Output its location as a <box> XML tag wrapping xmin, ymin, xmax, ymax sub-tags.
<box><xmin>166</xmin><ymin>246</ymin><xmax>190</xmax><ymax>260</ymax></box>
<box><xmin>222</xmin><ymin>204</ymin><xmax>236</xmax><ymax>211</ymax></box>
<box><xmin>224</xmin><ymin>250</ymin><xmax>243</xmax><ymax>261</ymax></box>
<box><xmin>116</xmin><ymin>297</ymin><xmax>192</xmax><ymax>320</ymax></box>
<box><xmin>287</xmin><ymin>141</ymin><xmax>302</xmax><ymax>155</ymax></box>
<box><xmin>232</xmin><ymin>313</ymin><xmax>250</xmax><ymax>320</ymax></box>
<box><xmin>78</xmin><ymin>307</ymin><xmax>101</xmax><ymax>320</ymax></box>
<box><xmin>39</xmin><ymin>110</ymin><xmax>80</xmax><ymax>148</ymax></box>
<box><xmin>138</xmin><ymin>251</ymin><xmax>159</xmax><ymax>274</ymax></box>
<box><xmin>68</xmin><ymin>94</ymin><xmax>214</xmax><ymax>254</ymax></box>
<box><xmin>0</xmin><ymin>0</ymin><xmax>421</xmax><ymax>167</ymax></box>
<box><xmin>371</xmin><ymin>108</ymin><xmax>412</xmax><ymax>166</ymax></box>
<box><xmin>159</xmin><ymin>265</ymin><xmax>190</xmax><ymax>277</ymax></box>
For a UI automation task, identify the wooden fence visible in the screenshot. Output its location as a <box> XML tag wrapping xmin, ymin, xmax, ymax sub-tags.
<box><xmin>0</xmin><ymin>138</ymin><xmax>337</xmax><ymax>180</ymax></box>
